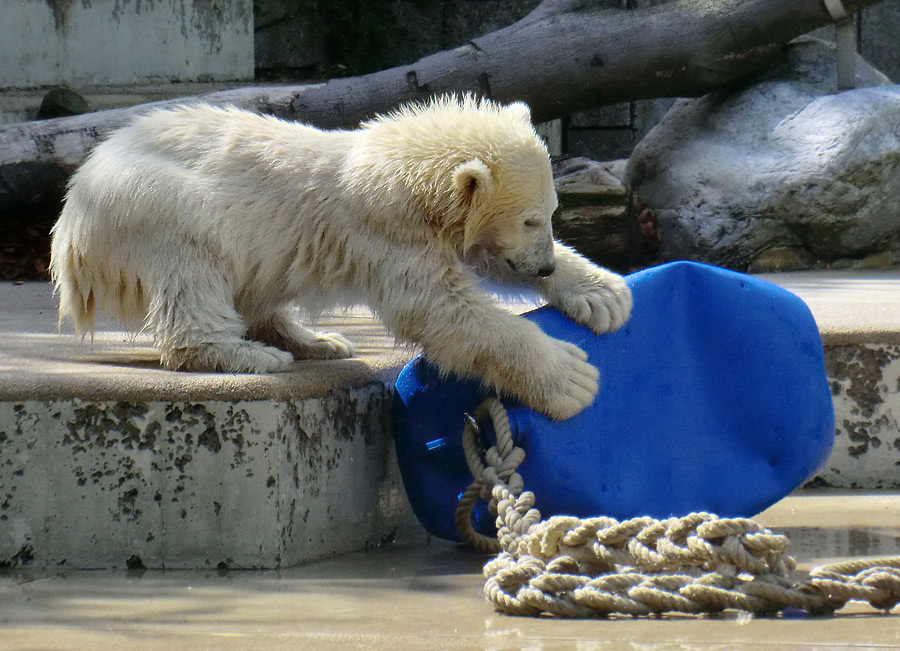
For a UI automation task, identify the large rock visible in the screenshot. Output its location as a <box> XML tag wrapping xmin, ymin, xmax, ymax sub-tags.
<box><xmin>627</xmin><ymin>38</ymin><xmax>900</xmax><ymax>271</ymax></box>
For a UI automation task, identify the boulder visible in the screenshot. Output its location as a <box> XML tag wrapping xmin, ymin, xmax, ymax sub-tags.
<box><xmin>36</xmin><ymin>86</ymin><xmax>91</xmax><ymax>120</ymax></box>
<box><xmin>627</xmin><ymin>38</ymin><xmax>900</xmax><ymax>271</ymax></box>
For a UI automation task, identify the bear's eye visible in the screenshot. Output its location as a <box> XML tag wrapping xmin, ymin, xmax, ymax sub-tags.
<box><xmin>524</xmin><ymin>219</ymin><xmax>542</xmax><ymax>229</ymax></box>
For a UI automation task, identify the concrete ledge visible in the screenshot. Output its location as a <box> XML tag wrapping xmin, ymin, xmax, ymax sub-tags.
<box><xmin>759</xmin><ymin>271</ymin><xmax>900</xmax><ymax>346</ymax></box>
<box><xmin>0</xmin><ymin>282</ymin><xmax>407</xmax><ymax>402</ymax></box>
<box><xmin>1</xmin><ymin>282</ymin><xmax>420</xmax><ymax>570</ymax></box>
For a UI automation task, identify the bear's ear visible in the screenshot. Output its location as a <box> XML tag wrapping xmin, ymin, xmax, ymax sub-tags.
<box><xmin>507</xmin><ymin>102</ymin><xmax>532</xmax><ymax>125</ymax></box>
<box><xmin>452</xmin><ymin>158</ymin><xmax>492</xmax><ymax>201</ymax></box>
<box><xmin>452</xmin><ymin>159</ymin><xmax>493</xmax><ymax>252</ymax></box>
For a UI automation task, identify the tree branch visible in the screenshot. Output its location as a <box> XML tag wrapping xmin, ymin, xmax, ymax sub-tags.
<box><xmin>278</xmin><ymin>0</ymin><xmax>881</xmax><ymax>127</ymax></box>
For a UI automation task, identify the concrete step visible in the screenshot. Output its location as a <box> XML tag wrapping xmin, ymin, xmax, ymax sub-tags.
<box><xmin>1</xmin><ymin>270</ymin><xmax>899</xmax><ymax>570</ymax></box>
<box><xmin>0</xmin><ymin>281</ymin><xmax>421</xmax><ymax>570</ymax></box>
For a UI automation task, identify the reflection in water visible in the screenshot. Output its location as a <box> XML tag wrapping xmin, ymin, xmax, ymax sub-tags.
<box><xmin>775</xmin><ymin>525</ymin><xmax>900</xmax><ymax>564</ymax></box>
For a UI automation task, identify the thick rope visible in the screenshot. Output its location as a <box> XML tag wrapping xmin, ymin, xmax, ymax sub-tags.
<box><xmin>455</xmin><ymin>397</ymin><xmax>900</xmax><ymax>617</ymax></box>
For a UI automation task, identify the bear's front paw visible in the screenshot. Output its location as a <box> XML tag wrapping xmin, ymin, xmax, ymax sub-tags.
<box><xmin>527</xmin><ymin>339</ymin><xmax>599</xmax><ymax>420</ymax></box>
<box><xmin>555</xmin><ymin>272</ymin><xmax>633</xmax><ymax>335</ymax></box>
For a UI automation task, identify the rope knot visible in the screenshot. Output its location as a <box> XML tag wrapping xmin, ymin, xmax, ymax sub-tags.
<box><xmin>452</xmin><ymin>397</ymin><xmax>900</xmax><ymax>617</ymax></box>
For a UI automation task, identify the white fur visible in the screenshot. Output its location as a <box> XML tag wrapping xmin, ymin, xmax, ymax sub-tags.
<box><xmin>50</xmin><ymin>96</ymin><xmax>632</xmax><ymax>420</ymax></box>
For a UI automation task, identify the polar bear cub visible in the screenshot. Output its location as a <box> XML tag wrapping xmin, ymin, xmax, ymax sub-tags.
<box><xmin>50</xmin><ymin>96</ymin><xmax>632</xmax><ymax>420</ymax></box>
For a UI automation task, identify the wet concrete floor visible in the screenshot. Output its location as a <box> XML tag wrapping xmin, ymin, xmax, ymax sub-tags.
<box><xmin>2</xmin><ymin>490</ymin><xmax>899</xmax><ymax>650</ymax></box>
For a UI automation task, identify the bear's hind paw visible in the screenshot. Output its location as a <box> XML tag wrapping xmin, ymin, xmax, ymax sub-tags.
<box><xmin>165</xmin><ymin>341</ymin><xmax>295</xmax><ymax>373</ymax></box>
<box><xmin>286</xmin><ymin>331</ymin><xmax>356</xmax><ymax>361</ymax></box>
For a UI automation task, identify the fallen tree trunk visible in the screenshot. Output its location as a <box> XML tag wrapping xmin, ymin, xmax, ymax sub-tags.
<box><xmin>285</xmin><ymin>0</ymin><xmax>881</xmax><ymax>128</ymax></box>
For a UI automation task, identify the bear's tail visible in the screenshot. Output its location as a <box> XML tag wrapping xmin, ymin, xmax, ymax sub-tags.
<box><xmin>49</xmin><ymin>224</ymin><xmax>97</xmax><ymax>338</ymax></box>
<box><xmin>50</xmin><ymin>227</ymin><xmax>151</xmax><ymax>338</ymax></box>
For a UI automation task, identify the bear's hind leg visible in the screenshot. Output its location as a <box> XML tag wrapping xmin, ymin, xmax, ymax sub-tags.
<box><xmin>248</xmin><ymin>307</ymin><xmax>355</xmax><ymax>361</ymax></box>
<box><xmin>149</xmin><ymin>286</ymin><xmax>294</xmax><ymax>373</ymax></box>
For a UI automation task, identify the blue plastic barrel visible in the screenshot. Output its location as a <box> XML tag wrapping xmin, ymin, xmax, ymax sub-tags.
<box><xmin>393</xmin><ymin>261</ymin><xmax>835</xmax><ymax>542</ymax></box>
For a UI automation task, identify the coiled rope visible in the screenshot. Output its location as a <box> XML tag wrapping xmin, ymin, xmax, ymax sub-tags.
<box><xmin>455</xmin><ymin>397</ymin><xmax>900</xmax><ymax>617</ymax></box>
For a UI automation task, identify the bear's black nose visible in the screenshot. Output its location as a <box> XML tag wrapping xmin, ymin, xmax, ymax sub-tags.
<box><xmin>537</xmin><ymin>264</ymin><xmax>555</xmax><ymax>277</ymax></box>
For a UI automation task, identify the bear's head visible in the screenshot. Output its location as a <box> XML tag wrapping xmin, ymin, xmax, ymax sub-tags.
<box><xmin>359</xmin><ymin>96</ymin><xmax>559</xmax><ymax>277</ymax></box>
<box><xmin>452</xmin><ymin>140</ymin><xmax>558</xmax><ymax>277</ymax></box>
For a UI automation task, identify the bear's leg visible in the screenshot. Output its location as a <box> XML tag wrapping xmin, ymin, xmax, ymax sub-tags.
<box><xmin>148</xmin><ymin>284</ymin><xmax>295</xmax><ymax>373</ymax></box>
<box><xmin>248</xmin><ymin>307</ymin><xmax>355</xmax><ymax>361</ymax></box>
<box><xmin>376</xmin><ymin>267</ymin><xmax>599</xmax><ymax>420</ymax></box>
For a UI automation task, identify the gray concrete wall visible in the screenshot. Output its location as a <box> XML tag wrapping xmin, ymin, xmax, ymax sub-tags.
<box><xmin>2</xmin><ymin>340</ymin><xmax>897</xmax><ymax>570</ymax></box>
<box><xmin>822</xmin><ymin>343</ymin><xmax>900</xmax><ymax>489</ymax></box>
<box><xmin>0</xmin><ymin>388</ymin><xmax>419</xmax><ymax>570</ymax></box>
<box><xmin>0</xmin><ymin>0</ymin><xmax>254</xmax><ymax>89</ymax></box>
